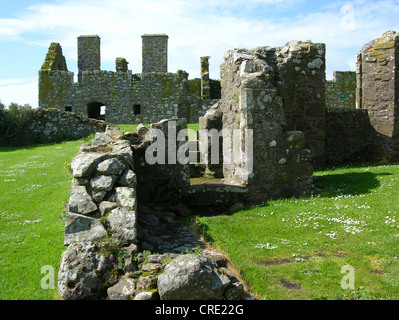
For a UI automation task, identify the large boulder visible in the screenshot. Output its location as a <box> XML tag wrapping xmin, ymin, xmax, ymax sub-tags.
<box><xmin>58</xmin><ymin>242</ymin><xmax>119</xmax><ymax>300</ymax></box>
<box><xmin>157</xmin><ymin>254</ymin><xmax>230</xmax><ymax>300</ymax></box>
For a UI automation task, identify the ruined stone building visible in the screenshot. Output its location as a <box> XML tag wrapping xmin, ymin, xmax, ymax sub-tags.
<box><xmin>39</xmin><ymin>34</ymin><xmax>220</xmax><ymax>124</ymax></box>
<box><xmin>37</xmin><ymin>31</ymin><xmax>399</xmax><ymax>169</ymax></box>
<box><xmin>55</xmin><ymin>30</ymin><xmax>399</xmax><ymax>301</ymax></box>
<box><xmin>200</xmin><ymin>40</ymin><xmax>327</xmax><ymax>172</ymax></box>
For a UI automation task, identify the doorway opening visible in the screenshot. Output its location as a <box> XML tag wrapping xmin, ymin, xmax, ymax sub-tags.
<box><xmin>87</xmin><ymin>102</ymin><xmax>106</xmax><ymax>120</ymax></box>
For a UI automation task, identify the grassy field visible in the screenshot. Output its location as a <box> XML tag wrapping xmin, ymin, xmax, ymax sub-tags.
<box><xmin>0</xmin><ymin>137</ymin><xmax>91</xmax><ymax>299</ymax></box>
<box><xmin>196</xmin><ymin>163</ymin><xmax>399</xmax><ymax>300</ymax></box>
<box><xmin>1</xmin><ymin>125</ymin><xmax>399</xmax><ymax>300</ymax></box>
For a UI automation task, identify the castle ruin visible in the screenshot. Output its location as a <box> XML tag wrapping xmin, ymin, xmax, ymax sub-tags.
<box><xmin>39</xmin><ymin>34</ymin><xmax>220</xmax><ymax>124</ymax></box>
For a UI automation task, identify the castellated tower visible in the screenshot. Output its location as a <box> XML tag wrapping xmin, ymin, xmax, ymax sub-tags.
<box><xmin>141</xmin><ymin>34</ymin><xmax>168</xmax><ymax>73</ymax></box>
<box><xmin>78</xmin><ymin>35</ymin><xmax>101</xmax><ymax>82</ymax></box>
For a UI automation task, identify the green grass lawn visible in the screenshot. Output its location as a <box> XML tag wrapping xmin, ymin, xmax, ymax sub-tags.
<box><xmin>2</xmin><ymin>128</ymin><xmax>399</xmax><ymax>300</ymax></box>
<box><xmin>0</xmin><ymin>138</ymin><xmax>90</xmax><ymax>299</ymax></box>
<box><xmin>196</xmin><ymin>163</ymin><xmax>399</xmax><ymax>300</ymax></box>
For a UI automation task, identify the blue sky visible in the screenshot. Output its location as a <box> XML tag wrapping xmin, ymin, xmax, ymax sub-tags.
<box><xmin>0</xmin><ymin>0</ymin><xmax>398</xmax><ymax>107</ymax></box>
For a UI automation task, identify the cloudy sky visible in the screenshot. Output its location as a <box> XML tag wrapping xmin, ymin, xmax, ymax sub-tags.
<box><xmin>0</xmin><ymin>0</ymin><xmax>398</xmax><ymax>107</ymax></box>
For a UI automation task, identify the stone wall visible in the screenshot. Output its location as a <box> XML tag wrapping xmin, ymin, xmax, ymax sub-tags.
<box><xmin>142</xmin><ymin>34</ymin><xmax>168</xmax><ymax>73</ymax></box>
<box><xmin>326</xmin><ymin>71</ymin><xmax>356</xmax><ymax>109</ymax></box>
<box><xmin>78</xmin><ymin>35</ymin><xmax>101</xmax><ymax>82</ymax></box>
<box><xmin>58</xmin><ymin>123</ymin><xmax>251</xmax><ymax>300</ymax></box>
<box><xmin>218</xmin><ymin>46</ymin><xmax>314</xmax><ymax>202</ymax></box>
<box><xmin>357</xmin><ymin>30</ymin><xmax>399</xmax><ymax>138</ymax></box>
<box><xmin>273</xmin><ymin>41</ymin><xmax>326</xmax><ymax>167</ymax></box>
<box><xmin>325</xmin><ymin>108</ymin><xmax>392</xmax><ymax>165</ymax></box>
<box><xmin>8</xmin><ymin>108</ymin><xmax>106</xmax><ymax>146</ymax></box>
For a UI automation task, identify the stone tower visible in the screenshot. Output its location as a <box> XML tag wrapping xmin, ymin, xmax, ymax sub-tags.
<box><xmin>78</xmin><ymin>35</ymin><xmax>101</xmax><ymax>82</ymax></box>
<box><xmin>141</xmin><ymin>34</ymin><xmax>168</xmax><ymax>73</ymax></box>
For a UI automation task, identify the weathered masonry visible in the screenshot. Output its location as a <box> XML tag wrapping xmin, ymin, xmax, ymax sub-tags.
<box><xmin>325</xmin><ymin>31</ymin><xmax>399</xmax><ymax>165</ymax></box>
<box><xmin>356</xmin><ymin>30</ymin><xmax>399</xmax><ymax>138</ymax></box>
<box><xmin>38</xmin><ymin>34</ymin><xmax>220</xmax><ymax>124</ymax></box>
<box><xmin>326</xmin><ymin>71</ymin><xmax>356</xmax><ymax>109</ymax></box>
<box><xmin>200</xmin><ymin>40</ymin><xmax>326</xmax><ymax>169</ymax></box>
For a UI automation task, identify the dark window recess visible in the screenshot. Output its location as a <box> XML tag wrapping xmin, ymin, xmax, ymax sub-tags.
<box><xmin>134</xmin><ymin>104</ymin><xmax>141</xmax><ymax>115</ymax></box>
<box><xmin>65</xmin><ymin>106</ymin><xmax>72</xmax><ymax>112</ymax></box>
<box><xmin>87</xmin><ymin>102</ymin><xmax>106</xmax><ymax>120</ymax></box>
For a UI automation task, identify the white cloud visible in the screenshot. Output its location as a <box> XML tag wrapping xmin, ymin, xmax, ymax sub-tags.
<box><xmin>1</xmin><ymin>0</ymin><xmax>399</xmax><ymax>104</ymax></box>
<box><xmin>0</xmin><ymin>78</ymin><xmax>38</xmax><ymax>107</ymax></box>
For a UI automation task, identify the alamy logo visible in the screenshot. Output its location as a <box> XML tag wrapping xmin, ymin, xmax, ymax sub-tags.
<box><xmin>341</xmin><ymin>5</ymin><xmax>355</xmax><ymax>30</ymax></box>
<box><xmin>341</xmin><ymin>265</ymin><xmax>355</xmax><ymax>290</ymax></box>
<box><xmin>41</xmin><ymin>265</ymin><xmax>55</xmax><ymax>290</ymax></box>
<box><xmin>144</xmin><ymin>121</ymin><xmax>253</xmax><ymax>180</ymax></box>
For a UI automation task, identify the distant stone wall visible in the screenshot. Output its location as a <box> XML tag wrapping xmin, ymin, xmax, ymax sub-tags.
<box><xmin>326</xmin><ymin>71</ymin><xmax>356</xmax><ymax>109</ymax></box>
<box><xmin>78</xmin><ymin>35</ymin><xmax>101</xmax><ymax>82</ymax></box>
<box><xmin>142</xmin><ymin>34</ymin><xmax>168</xmax><ymax>73</ymax></box>
<box><xmin>39</xmin><ymin>35</ymin><xmax>217</xmax><ymax>125</ymax></box>
<box><xmin>9</xmin><ymin>108</ymin><xmax>106</xmax><ymax>146</ymax></box>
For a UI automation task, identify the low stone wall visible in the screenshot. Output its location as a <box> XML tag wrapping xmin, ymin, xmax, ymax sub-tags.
<box><xmin>10</xmin><ymin>108</ymin><xmax>106</xmax><ymax>146</ymax></box>
<box><xmin>58</xmin><ymin>123</ymin><xmax>251</xmax><ymax>300</ymax></box>
<box><xmin>325</xmin><ymin>108</ymin><xmax>395</xmax><ymax>165</ymax></box>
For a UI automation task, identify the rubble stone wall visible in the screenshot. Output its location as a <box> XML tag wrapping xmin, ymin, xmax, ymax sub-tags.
<box><xmin>58</xmin><ymin>122</ymin><xmax>251</xmax><ymax>300</ymax></box>
<box><xmin>8</xmin><ymin>108</ymin><xmax>106</xmax><ymax>146</ymax></box>
<box><xmin>357</xmin><ymin>30</ymin><xmax>399</xmax><ymax>138</ymax></box>
<box><xmin>218</xmin><ymin>45</ymin><xmax>314</xmax><ymax>202</ymax></box>
<box><xmin>326</xmin><ymin>71</ymin><xmax>356</xmax><ymax>109</ymax></box>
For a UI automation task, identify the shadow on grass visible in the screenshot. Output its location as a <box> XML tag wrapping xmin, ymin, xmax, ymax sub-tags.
<box><xmin>314</xmin><ymin>171</ymin><xmax>392</xmax><ymax>197</ymax></box>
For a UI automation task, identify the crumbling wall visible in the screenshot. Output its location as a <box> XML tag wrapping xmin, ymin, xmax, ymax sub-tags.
<box><xmin>218</xmin><ymin>46</ymin><xmax>314</xmax><ymax>202</ymax></box>
<box><xmin>8</xmin><ymin>108</ymin><xmax>106</xmax><ymax>146</ymax></box>
<box><xmin>58</xmin><ymin>122</ymin><xmax>250</xmax><ymax>300</ymax></box>
<box><xmin>39</xmin><ymin>42</ymin><xmax>74</xmax><ymax>110</ymax></box>
<box><xmin>272</xmin><ymin>41</ymin><xmax>326</xmax><ymax>167</ymax></box>
<box><xmin>357</xmin><ymin>30</ymin><xmax>399</xmax><ymax>138</ymax></box>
